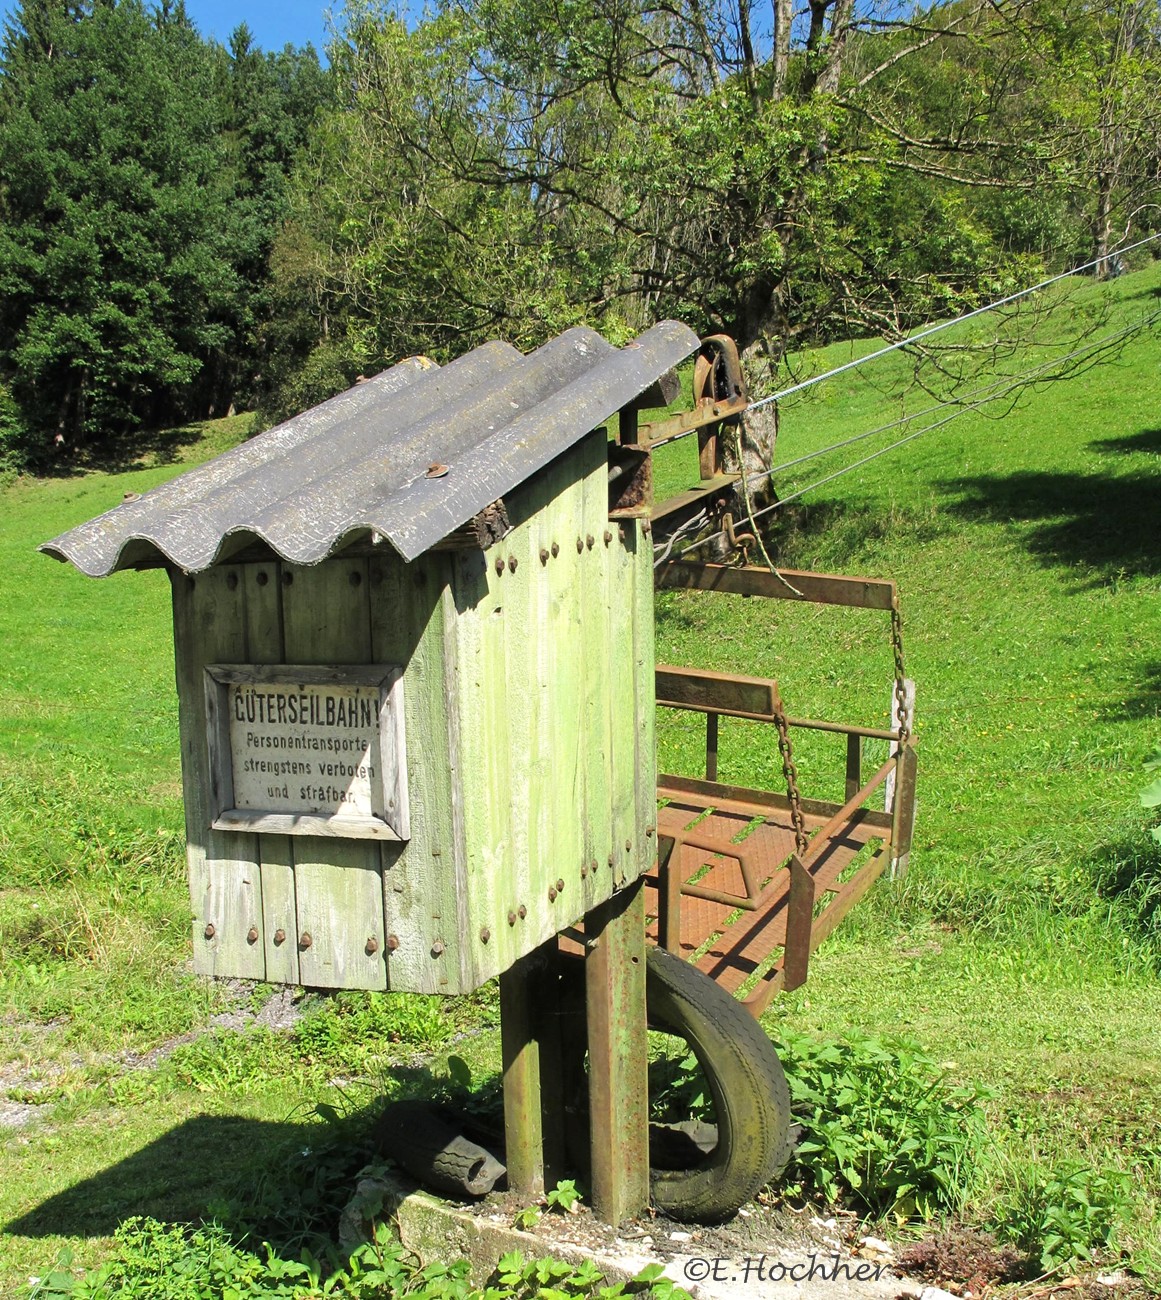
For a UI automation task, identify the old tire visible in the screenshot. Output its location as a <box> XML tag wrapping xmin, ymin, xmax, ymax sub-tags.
<box><xmin>374</xmin><ymin>1099</ymin><xmax>506</xmax><ymax>1197</ymax></box>
<box><xmin>644</xmin><ymin>946</ymin><xmax>792</xmax><ymax>1223</ymax></box>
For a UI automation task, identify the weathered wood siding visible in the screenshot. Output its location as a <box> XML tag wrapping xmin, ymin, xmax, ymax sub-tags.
<box><xmin>447</xmin><ymin>429</ymin><xmax>656</xmax><ymax>989</ymax></box>
<box><xmin>175</xmin><ymin>428</ymin><xmax>655</xmax><ymax>994</ymax></box>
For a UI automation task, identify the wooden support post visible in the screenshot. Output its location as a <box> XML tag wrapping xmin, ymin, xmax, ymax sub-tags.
<box><xmin>585</xmin><ymin>880</ymin><xmax>649</xmax><ymax>1225</ymax></box>
<box><xmin>705</xmin><ymin>712</ymin><xmax>719</xmax><ymax>782</ymax></box>
<box><xmin>500</xmin><ymin>952</ymin><xmax>544</xmax><ymax>1199</ymax></box>
<box><xmin>536</xmin><ymin>957</ymin><xmax>568</xmax><ymax>1190</ymax></box>
<box><xmin>657</xmin><ymin>835</ymin><xmax>682</xmax><ymax>955</ymax></box>
<box><xmin>845</xmin><ymin>732</ymin><xmax>861</xmax><ymax>803</ymax></box>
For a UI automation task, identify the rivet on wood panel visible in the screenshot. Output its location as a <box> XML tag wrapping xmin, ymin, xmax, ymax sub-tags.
<box><xmin>349</xmin><ymin>570</ymin><xmax>362</xmax><ymax>586</ymax></box>
<box><xmin>226</xmin><ymin>572</ymin><xmax>238</xmax><ymax>591</ymax></box>
<box><xmin>386</xmin><ymin>934</ymin><xmax>400</xmax><ymax>951</ymax></box>
<box><xmin>547</xmin><ymin>886</ymin><xmax>557</xmax><ymax>902</ymax></box>
<box><xmin>365</xmin><ymin>936</ymin><xmax>380</xmax><ymax>955</ymax></box>
<box><xmin>256</xmin><ymin>571</ymin><xmax>269</xmax><ymax>586</ymax></box>
<box><xmin>603</xmin><ymin>530</ymin><xmax>612</xmax><ymax>546</ymax></box>
<box><xmin>246</xmin><ymin>926</ymin><xmax>259</xmax><ymax>945</ymax></box>
<box><xmin>517</xmin><ymin>905</ymin><xmax>527</xmax><ymax>920</ymax></box>
<box><xmin>282</xmin><ymin>570</ymin><xmax>293</xmax><ymax>587</ymax></box>
<box><xmin>508</xmin><ymin>910</ymin><xmax>517</xmax><ymax>926</ymax></box>
<box><xmin>431</xmin><ymin>939</ymin><xmax>445</xmax><ymax>957</ymax></box>
<box><xmin>299</xmin><ymin>931</ymin><xmax>313</xmax><ymax>950</ymax></box>
<box><xmin>539</xmin><ymin>548</ymin><xmax>549</xmax><ymax>565</ymax></box>
<box><xmin>618</xmin><ymin>525</ymin><xmax>626</xmax><ymax>542</ymax></box>
<box><xmin>580</xmin><ymin>863</ymin><xmax>588</xmax><ymax>879</ymax></box>
<box><xmin>273</xmin><ymin>928</ymin><xmax>286</xmax><ymax>945</ymax></box>
<box><xmin>607</xmin><ymin>854</ymin><xmax>614</xmax><ymax>867</ymax></box>
<box><xmin>508</xmin><ymin>555</ymin><xmax>518</xmax><ymax>573</ymax></box>
<box><xmin>625</xmin><ymin>840</ymin><xmax>632</xmax><ymax>852</ymax></box>
<box><xmin>576</xmin><ymin>537</ymin><xmax>584</xmax><ymax>554</ymax></box>
<box><xmin>556</xmin><ymin>877</ymin><xmax>565</xmax><ymax>891</ymax></box>
<box><xmin>551</xmin><ymin>542</ymin><xmax>559</xmax><ymax>558</ymax></box>
<box><xmin>586</xmin><ymin>534</ymin><xmax>594</xmax><ymax>550</ymax></box>
<box><xmin>494</xmin><ymin>557</ymin><xmax>505</xmax><ymax>576</ymax></box>
<box><xmin>646</xmin><ymin>826</ymin><xmax>655</xmax><ymax>837</ymax></box>
<box><xmin>642</xmin><ymin>519</ymin><xmax>652</xmax><ymax>536</ymax></box>
<box><xmin>480</xmin><ymin>928</ymin><xmax>491</xmax><ymax>944</ymax></box>
<box><xmin>203</xmin><ymin>923</ymin><xmax>216</xmax><ymax>940</ymax></box>
<box><xmin>591</xmin><ymin>858</ymin><xmax>599</xmax><ymax>873</ymax></box>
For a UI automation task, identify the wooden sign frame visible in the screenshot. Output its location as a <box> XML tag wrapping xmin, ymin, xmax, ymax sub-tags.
<box><xmin>203</xmin><ymin>663</ymin><xmax>408</xmax><ymax>841</ymax></box>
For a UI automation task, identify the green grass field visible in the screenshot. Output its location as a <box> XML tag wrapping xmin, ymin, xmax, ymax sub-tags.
<box><xmin>1</xmin><ymin>266</ymin><xmax>1159</xmax><ymax>1294</ymax></box>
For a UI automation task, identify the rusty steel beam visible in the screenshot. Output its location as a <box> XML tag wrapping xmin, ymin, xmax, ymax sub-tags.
<box><xmin>658</xmin><ymin>772</ymin><xmax>895</xmax><ymax>831</ymax></box>
<box><xmin>656</xmin><ymin>664</ymin><xmax>779</xmax><ymax>721</ymax></box>
<box><xmin>585</xmin><ymin>882</ymin><xmax>649</xmax><ymax>1225</ymax></box>
<box><xmin>656</xmin><ymin>562</ymin><xmax>897</xmax><ymax>610</ymax></box>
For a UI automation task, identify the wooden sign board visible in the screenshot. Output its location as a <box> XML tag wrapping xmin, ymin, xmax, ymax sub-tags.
<box><xmin>203</xmin><ymin>664</ymin><xmax>408</xmax><ymax>841</ymax></box>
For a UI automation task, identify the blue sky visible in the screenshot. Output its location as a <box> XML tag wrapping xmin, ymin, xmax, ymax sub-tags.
<box><xmin>0</xmin><ymin>0</ymin><xmax>338</xmax><ymax>56</ymax></box>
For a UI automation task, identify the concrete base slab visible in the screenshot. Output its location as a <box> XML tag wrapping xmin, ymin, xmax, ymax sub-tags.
<box><xmin>340</xmin><ymin>1168</ymin><xmax>925</xmax><ymax>1299</ymax></box>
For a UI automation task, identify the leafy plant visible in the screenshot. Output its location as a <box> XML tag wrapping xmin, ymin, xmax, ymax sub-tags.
<box><xmin>1139</xmin><ymin>750</ymin><xmax>1161</xmax><ymax>844</ymax></box>
<box><xmin>544</xmin><ymin>1180</ymin><xmax>581</xmax><ymax>1214</ymax></box>
<box><xmin>30</xmin><ymin>1219</ymin><xmax>690</xmax><ymax>1298</ymax></box>
<box><xmin>988</xmin><ymin>1162</ymin><xmax>1132</xmax><ymax>1270</ymax></box>
<box><xmin>771</xmin><ymin>1029</ymin><xmax>990</xmax><ymax>1219</ymax></box>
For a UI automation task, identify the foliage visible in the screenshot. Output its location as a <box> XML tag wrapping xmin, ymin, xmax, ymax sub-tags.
<box><xmin>988</xmin><ymin>1163</ymin><xmax>1133</xmax><ymax>1271</ymax></box>
<box><xmin>772</xmin><ymin>1030</ymin><xmax>990</xmax><ymax>1219</ymax></box>
<box><xmin>30</xmin><ymin>1219</ymin><xmax>691</xmax><ymax>1298</ymax></box>
<box><xmin>0</xmin><ymin>0</ymin><xmax>326</xmax><ymax>461</ymax></box>
<box><xmin>292</xmin><ymin>992</ymin><xmax>450</xmax><ymax>1064</ymax></box>
<box><xmin>1140</xmin><ymin>749</ymin><xmax>1161</xmax><ymax>844</ymax></box>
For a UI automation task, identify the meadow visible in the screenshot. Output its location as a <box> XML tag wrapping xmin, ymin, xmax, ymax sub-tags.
<box><xmin>1</xmin><ymin>265</ymin><xmax>1159</xmax><ymax>1294</ymax></box>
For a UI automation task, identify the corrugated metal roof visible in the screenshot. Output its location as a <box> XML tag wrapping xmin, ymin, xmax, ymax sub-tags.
<box><xmin>41</xmin><ymin>321</ymin><xmax>700</xmax><ymax>576</ymax></box>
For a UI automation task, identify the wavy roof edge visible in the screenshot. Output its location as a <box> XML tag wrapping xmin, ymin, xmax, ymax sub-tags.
<box><xmin>41</xmin><ymin>321</ymin><xmax>700</xmax><ymax>577</ymax></box>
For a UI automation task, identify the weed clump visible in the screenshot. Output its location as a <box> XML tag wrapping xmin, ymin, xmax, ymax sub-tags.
<box><xmin>772</xmin><ymin>1029</ymin><xmax>989</xmax><ymax>1219</ymax></box>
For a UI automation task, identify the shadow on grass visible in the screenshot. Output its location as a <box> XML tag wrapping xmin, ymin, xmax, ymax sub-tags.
<box><xmin>1100</xmin><ymin>660</ymin><xmax>1161</xmax><ymax>722</ymax></box>
<box><xmin>1089</xmin><ymin>426</ymin><xmax>1161</xmax><ymax>456</ymax></box>
<box><xmin>940</xmin><ymin>463</ymin><xmax>1161</xmax><ymax>583</ymax></box>
<box><xmin>1088</xmin><ymin>828</ymin><xmax>1161</xmax><ymax>952</ymax></box>
<box><xmin>5</xmin><ymin>1114</ymin><xmax>321</xmax><ymax>1241</ymax></box>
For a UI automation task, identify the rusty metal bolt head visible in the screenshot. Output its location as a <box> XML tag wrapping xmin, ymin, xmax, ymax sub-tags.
<box><xmin>273</xmin><ymin>928</ymin><xmax>286</xmax><ymax>945</ymax></box>
<box><xmin>365</xmin><ymin>936</ymin><xmax>380</xmax><ymax>955</ymax></box>
<box><xmin>508</xmin><ymin>555</ymin><xmax>518</xmax><ymax>573</ymax></box>
<box><xmin>539</xmin><ymin>548</ymin><xmax>549</xmax><ymax>565</ymax></box>
<box><xmin>580</xmin><ymin>863</ymin><xmax>588</xmax><ymax>879</ymax></box>
<box><xmin>256</xmin><ymin>570</ymin><xmax>269</xmax><ymax>587</ymax></box>
<box><xmin>426</xmin><ymin>462</ymin><xmax>449</xmax><ymax>478</ymax></box>
<box><xmin>226</xmin><ymin>572</ymin><xmax>238</xmax><ymax>590</ymax></box>
<box><xmin>607</xmin><ymin>854</ymin><xmax>614</xmax><ymax>867</ymax></box>
<box><xmin>551</xmin><ymin>542</ymin><xmax>559</xmax><ymax>558</ymax></box>
<box><xmin>556</xmin><ymin>877</ymin><xmax>565</xmax><ymax>891</ymax></box>
<box><xmin>246</xmin><ymin>926</ymin><xmax>259</xmax><ymax>945</ymax></box>
<box><xmin>349</xmin><ymin>569</ymin><xmax>362</xmax><ymax>586</ymax></box>
<box><xmin>645</xmin><ymin>825</ymin><xmax>655</xmax><ymax>838</ymax></box>
<box><xmin>586</xmin><ymin>534</ymin><xmax>594</xmax><ymax>550</ymax></box>
<box><xmin>299</xmin><ymin>931</ymin><xmax>313</xmax><ymax>950</ymax></box>
<box><xmin>618</xmin><ymin>525</ymin><xmax>626</xmax><ymax>542</ymax></box>
<box><xmin>547</xmin><ymin>886</ymin><xmax>558</xmax><ymax>902</ymax></box>
<box><xmin>642</xmin><ymin>519</ymin><xmax>652</xmax><ymax>536</ymax></box>
<box><xmin>282</xmin><ymin>570</ymin><xmax>294</xmax><ymax>587</ymax></box>
<box><xmin>603</xmin><ymin>530</ymin><xmax>612</xmax><ymax>546</ymax></box>
<box><xmin>517</xmin><ymin>904</ymin><xmax>527</xmax><ymax>920</ymax></box>
<box><xmin>576</xmin><ymin>536</ymin><xmax>584</xmax><ymax>554</ymax></box>
<box><xmin>508</xmin><ymin>910</ymin><xmax>517</xmax><ymax>926</ymax></box>
<box><xmin>591</xmin><ymin>858</ymin><xmax>599</xmax><ymax>873</ymax></box>
<box><xmin>480</xmin><ymin>928</ymin><xmax>491</xmax><ymax>944</ymax></box>
<box><xmin>431</xmin><ymin>939</ymin><xmax>445</xmax><ymax>957</ymax></box>
<box><xmin>386</xmin><ymin>934</ymin><xmax>400</xmax><ymax>951</ymax></box>
<box><xmin>203</xmin><ymin>923</ymin><xmax>216</xmax><ymax>940</ymax></box>
<box><xmin>626</xmin><ymin>840</ymin><xmax>632</xmax><ymax>852</ymax></box>
<box><xmin>494</xmin><ymin>556</ymin><xmax>505</xmax><ymax>576</ymax></box>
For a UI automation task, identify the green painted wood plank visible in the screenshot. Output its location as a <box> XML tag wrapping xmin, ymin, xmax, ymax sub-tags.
<box><xmin>172</xmin><ymin>565</ymin><xmax>265</xmax><ymax>981</ymax></box>
<box><xmin>369</xmin><ymin>551</ymin><xmax>459</xmax><ymax>993</ymax></box>
<box><xmin>281</xmin><ymin>559</ymin><xmax>386</xmax><ymax>991</ymax></box>
<box><xmin>244</xmin><ymin>561</ymin><xmax>298</xmax><ymax>985</ymax></box>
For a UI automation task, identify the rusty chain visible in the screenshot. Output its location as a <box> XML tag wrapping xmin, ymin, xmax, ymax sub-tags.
<box><xmin>773</xmin><ymin>704</ymin><xmax>808</xmax><ymax>858</ymax></box>
<box><xmin>890</xmin><ymin>595</ymin><xmax>910</xmax><ymax>746</ymax></box>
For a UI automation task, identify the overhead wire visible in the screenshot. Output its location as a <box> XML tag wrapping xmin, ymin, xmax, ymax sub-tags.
<box><xmin>665</xmin><ymin>307</ymin><xmax>1161</xmax><ymax>560</ymax></box>
<box><xmin>742</xmin><ymin>230</ymin><xmax>1161</xmax><ymax>415</ymax></box>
